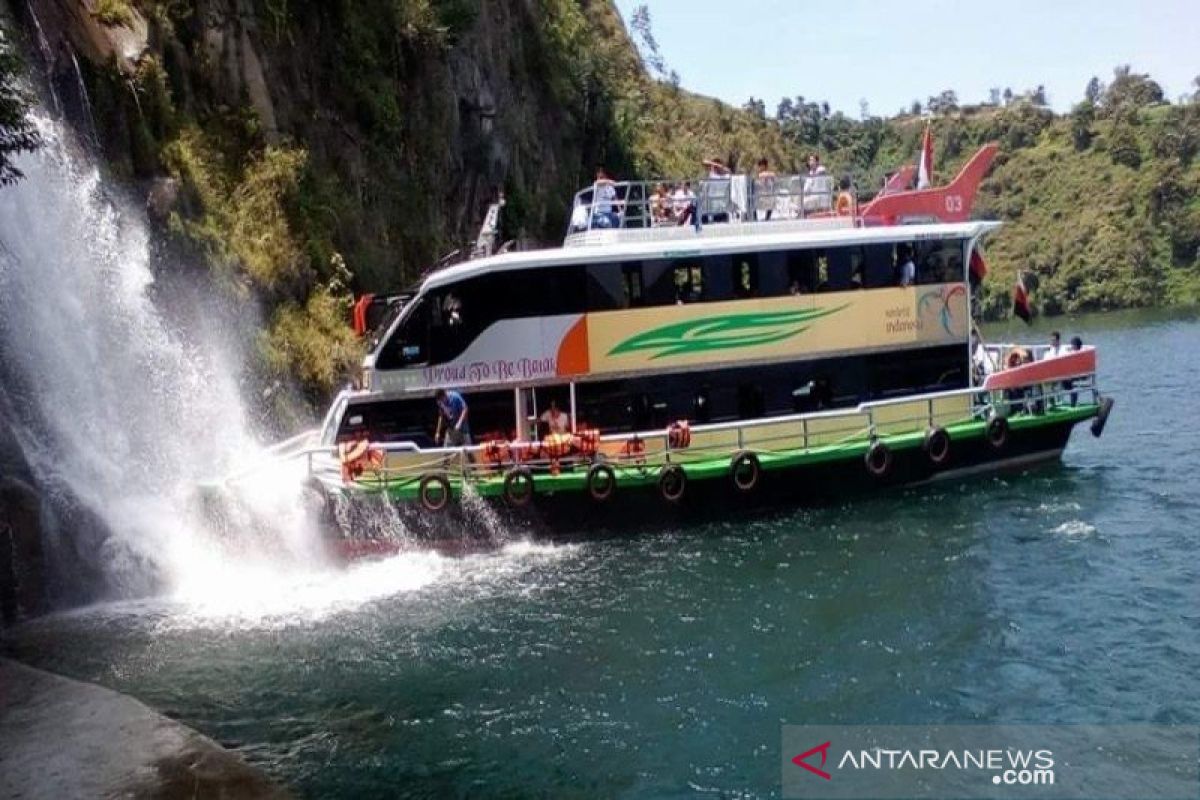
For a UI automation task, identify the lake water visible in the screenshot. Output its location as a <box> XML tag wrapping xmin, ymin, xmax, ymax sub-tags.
<box><xmin>4</xmin><ymin>309</ymin><xmax>1199</xmax><ymax>799</ymax></box>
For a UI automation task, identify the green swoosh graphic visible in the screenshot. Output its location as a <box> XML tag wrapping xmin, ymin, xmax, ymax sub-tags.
<box><xmin>609</xmin><ymin>304</ymin><xmax>849</xmax><ymax>359</ymax></box>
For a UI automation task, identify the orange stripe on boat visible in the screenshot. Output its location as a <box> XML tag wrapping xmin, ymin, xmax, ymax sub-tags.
<box><xmin>556</xmin><ymin>316</ymin><xmax>590</xmax><ymax>377</ymax></box>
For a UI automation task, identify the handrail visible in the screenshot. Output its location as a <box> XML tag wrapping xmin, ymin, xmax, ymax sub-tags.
<box><xmin>567</xmin><ymin>174</ymin><xmax>854</xmax><ymax>240</ymax></box>
<box><xmin>292</xmin><ymin>357</ymin><xmax>1100</xmax><ymax>479</ymax></box>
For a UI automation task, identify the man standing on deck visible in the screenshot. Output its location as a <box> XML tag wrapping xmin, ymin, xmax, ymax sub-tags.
<box><xmin>434</xmin><ymin>388</ymin><xmax>472</xmax><ymax>447</ymax></box>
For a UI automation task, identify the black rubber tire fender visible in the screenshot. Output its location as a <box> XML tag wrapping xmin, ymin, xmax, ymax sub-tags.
<box><xmin>586</xmin><ymin>462</ymin><xmax>617</xmax><ymax>503</ymax></box>
<box><xmin>986</xmin><ymin>415</ymin><xmax>1009</xmax><ymax>450</ymax></box>
<box><xmin>730</xmin><ymin>451</ymin><xmax>761</xmax><ymax>492</ymax></box>
<box><xmin>923</xmin><ymin>426</ymin><xmax>951</xmax><ymax>466</ymax></box>
<box><xmin>658</xmin><ymin>463</ymin><xmax>688</xmax><ymax>503</ymax></box>
<box><xmin>864</xmin><ymin>440</ymin><xmax>893</xmax><ymax>478</ymax></box>
<box><xmin>502</xmin><ymin>467</ymin><xmax>535</xmax><ymax>507</ymax></box>
<box><xmin>418</xmin><ymin>474</ymin><xmax>452</xmax><ymax>512</ymax></box>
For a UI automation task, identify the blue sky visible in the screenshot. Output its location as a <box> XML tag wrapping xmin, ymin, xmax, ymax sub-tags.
<box><xmin>613</xmin><ymin>0</ymin><xmax>1200</xmax><ymax>116</ymax></box>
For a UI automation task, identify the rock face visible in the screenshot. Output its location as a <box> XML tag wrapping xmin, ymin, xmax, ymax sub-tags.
<box><xmin>20</xmin><ymin>0</ymin><xmax>619</xmax><ymax>285</ymax></box>
<box><xmin>0</xmin><ymin>422</ymin><xmax>46</xmax><ymax>624</ymax></box>
<box><xmin>0</xmin><ymin>658</ymin><xmax>289</xmax><ymax>798</ymax></box>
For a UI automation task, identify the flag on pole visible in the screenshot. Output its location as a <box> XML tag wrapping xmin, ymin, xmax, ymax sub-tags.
<box><xmin>969</xmin><ymin>249</ymin><xmax>988</xmax><ymax>282</ymax></box>
<box><xmin>1012</xmin><ymin>271</ymin><xmax>1033</xmax><ymax>324</ymax></box>
<box><xmin>916</xmin><ymin>123</ymin><xmax>933</xmax><ymax>189</ymax></box>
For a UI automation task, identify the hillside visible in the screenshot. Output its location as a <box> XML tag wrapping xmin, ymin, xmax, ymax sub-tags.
<box><xmin>768</xmin><ymin>69</ymin><xmax>1200</xmax><ymax>320</ymax></box>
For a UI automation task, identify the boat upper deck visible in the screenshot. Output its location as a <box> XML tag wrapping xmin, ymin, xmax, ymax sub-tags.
<box><xmin>565</xmin><ymin>172</ymin><xmax>856</xmax><ymax>248</ymax></box>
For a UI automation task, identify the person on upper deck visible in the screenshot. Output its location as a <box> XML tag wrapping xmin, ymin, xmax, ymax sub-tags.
<box><xmin>755</xmin><ymin>158</ymin><xmax>777</xmax><ymax>221</ymax></box>
<box><xmin>672</xmin><ymin>181</ymin><xmax>696</xmax><ymax>226</ymax></box>
<box><xmin>704</xmin><ymin>157</ymin><xmax>731</xmax><ymax>178</ymax></box>
<box><xmin>591</xmin><ymin>167</ymin><xmax>620</xmax><ymax>229</ymax></box>
<box><xmin>806</xmin><ymin>153</ymin><xmax>827</xmax><ymax>176</ymax></box>
<box><xmin>896</xmin><ymin>243</ymin><xmax>917</xmax><ymax>287</ymax></box>
<box><xmin>650</xmin><ymin>182</ymin><xmax>672</xmax><ymax>226</ymax></box>
<box><xmin>1043</xmin><ymin>331</ymin><xmax>1064</xmax><ymax>359</ymax></box>
<box><xmin>539</xmin><ymin>399</ymin><xmax>572</xmax><ymax>436</ymax></box>
<box><xmin>434</xmin><ymin>388</ymin><xmax>472</xmax><ymax>447</ymax></box>
<box><xmin>835</xmin><ymin>176</ymin><xmax>855</xmax><ymax>216</ymax></box>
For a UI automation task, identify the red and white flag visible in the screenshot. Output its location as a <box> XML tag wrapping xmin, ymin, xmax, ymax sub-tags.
<box><xmin>917</xmin><ymin>123</ymin><xmax>933</xmax><ymax>189</ymax></box>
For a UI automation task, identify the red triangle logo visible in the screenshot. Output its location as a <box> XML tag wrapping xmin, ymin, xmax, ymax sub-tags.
<box><xmin>792</xmin><ymin>741</ymin><xmax>832</xmax><ymax>780</ymax></box>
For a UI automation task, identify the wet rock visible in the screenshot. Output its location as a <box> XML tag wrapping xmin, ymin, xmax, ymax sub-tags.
<box><xmin>146</xmin><ymin>176</ymin><xmax>180</xmax><ymax>222</ymax></box>
<box><xmin>0</xmin><ymin>658</ymin><xmax>290</xmax><ymax>798</ymax></box>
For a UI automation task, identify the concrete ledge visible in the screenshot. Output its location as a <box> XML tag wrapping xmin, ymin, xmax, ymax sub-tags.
<box><xmin>0</xmin><ymin>658</ymin><xmax>288</xmax><ymax>799</ymax></box>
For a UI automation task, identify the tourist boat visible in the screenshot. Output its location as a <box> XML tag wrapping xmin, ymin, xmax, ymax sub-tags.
<box><xmin>288</xmin><ymin>144</ymin><xmax>1112</xmax><ymax>540</ymax></box>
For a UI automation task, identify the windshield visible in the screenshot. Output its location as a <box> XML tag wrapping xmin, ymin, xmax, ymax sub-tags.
<box><xmin>368</xmin><ymin>300</ymin><xmax>408</xmax><ymax>351</ymax></box>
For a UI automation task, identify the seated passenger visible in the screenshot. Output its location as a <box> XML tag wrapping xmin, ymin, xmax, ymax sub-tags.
<box><xmin>540</xmin><ymin>399</ymin><xmax>571</xmax><ymax>435</ymax></box>
<box><xmin>835</xmin><ymin>176</ymin><xmax>855</xmax><ymax>216</ymax></box>
<box><xmin>806</xmin><ymin>153</ymin><xmax>827</xmax><ymax>176</ymax></box>
<box><xmin>649</xmin><ymin>183</ymin><xmax>672</xmax><ymax>226</ymax></box>
<box><xmin>895</xmin><ymin>244</ymin><xmax>917</xmax><ymax>287</ymax></box>
<box><xmin>672</xmin><ymin>182</ymin><xmax>696</xmax><ymax>226</ymax></box>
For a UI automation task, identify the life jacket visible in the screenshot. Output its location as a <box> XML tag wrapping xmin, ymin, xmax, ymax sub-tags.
<box><xmin>338</xmin><ymin>438</ymin><xmax>383</xmax><ymax>483</ymax></box>
<box><xmin>667</xmin><ymin>420</ymin><xmax>691</xmax><ymax>449</ymax></box>
<box><xmin>572</xmin><ymin>428</ymin><xmax>599</xmax><ymax>457</ymax></box>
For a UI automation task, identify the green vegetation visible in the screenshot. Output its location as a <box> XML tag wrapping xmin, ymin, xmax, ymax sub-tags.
<box><xmin>755</xmin><ymin>65</ymin><xmax>1200</xmax><ymax>321</ymax></box>
<box><xmin>92</xmin><ymin>0</ymin><xmax>135</xmax><ymax>27</ymax></box>
<box><xmin>0</xmin><ymin>25</ymin><xmax>40</xmax><ymax>185</ymax></box>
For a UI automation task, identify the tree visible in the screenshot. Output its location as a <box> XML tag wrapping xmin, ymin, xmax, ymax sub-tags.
<box><xmin>927</xmin><ymin>89</ymin><xmax>958</xmax><ymax>115</ymax></box>
<box><xmin>909</xmin><ymin>99</ymin><xmax>922</xmax><ymax>116</ymax></box>
<box><xmin>858</xmin><ymin>98</ymin><xmax>869</xmax><ymax>120</ymax></box>
<box><xmin>1031</xmin><ymin>85</ymin><xmax>1047</xmax><ymax>106</ymax></box>
<box><xmin>0</xmin><ymin>29</ymin><xmax>41</xmax><ymax>185</ymax></box>
<box><xmin>988</xmin><ymin>87</ymin><xmax>1001</xmax><ymax>106</ymax></box>
<box><xmin>1002</xmin><ymin>87</ymin><xmax>1013</xmax><ymax>106</ymax></box>
<box><xmin>1069</xmin><ymin>100</ymin><xmax>1095</xmax><ymax>150</ymax></box>
<box><xmin>1104</xmin><ymin>64</ymin><xmax>1164</xmax><ymax>110</ymax></box>
<box><xmin>1085</xmin><ymin>76</ymin><xmax>1103</xmax><ymax>105</ymax></box>
<box><xmin>629</xmin><ymin>5</ymin><xmax>666</xmax><ymax>79</ymax></box>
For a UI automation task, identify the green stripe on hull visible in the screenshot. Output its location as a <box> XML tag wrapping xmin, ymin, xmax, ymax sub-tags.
<box><xmin>351</xmin><ymin>404</ymin><xmax>1099</xmax><ymax>503</ymax></box>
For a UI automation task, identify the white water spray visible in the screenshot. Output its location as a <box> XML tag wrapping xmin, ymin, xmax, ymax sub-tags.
<box><xmin>0</xmin><ymin>111</ymin><xmax>327</xmax><ymax>597</ymax></box>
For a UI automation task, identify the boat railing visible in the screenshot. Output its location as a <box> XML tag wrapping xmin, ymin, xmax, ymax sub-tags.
<box><xmin>295</xmin><ymin>366</ymin><xmax>1098</xmax><ymax>485</ymax></box>
<box><xmin>566</xmin><ymin>173</ymin><xmax>852</xmax><ymax>240</ymax></box>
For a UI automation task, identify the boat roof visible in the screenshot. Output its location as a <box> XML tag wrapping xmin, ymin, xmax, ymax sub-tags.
<box><xmin>421</xmin><ymin>220</ymin><xmax>1001</xmax><ymax>293</ymax></box>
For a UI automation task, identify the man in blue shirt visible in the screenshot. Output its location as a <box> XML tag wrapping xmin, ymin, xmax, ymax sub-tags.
<box><xmin>434</xmin><ymin>389</ymin><xmax>472</xmax><ymax>446</ymax></box>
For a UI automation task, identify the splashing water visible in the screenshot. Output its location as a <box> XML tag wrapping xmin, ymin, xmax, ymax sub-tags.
<box><xmin>0</xmin><ymin>112</ymin><xmax>328</xmax><ymax>600</ymax></box>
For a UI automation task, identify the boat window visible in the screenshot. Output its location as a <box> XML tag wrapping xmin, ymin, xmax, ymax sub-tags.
<box><xmin>732</xmin><ymin>253</ymin><xmax>757</xmax><ymax>298</ymax></box>
<box><xmin>824</xmin><ymin>248</ymin><xmax>852</xmax><ymax>291</ymax></box>
<box><xmin>756</xmin><ymin>251</ymin><xmax>789</xmax><ymax>296</ymax></box>
<box><xmin>862</xmin><ymin>244</ymin><xmax>897</xmax><ymax>288</ymax></box>
<box><xmin>785</xmin><ymin>250</ymin><xmax>817</xmax><ymax>294</ymax></box>
<box><xmin>621</xmin><ymin>262</ymin><xmax>643</xmax><ymax>307</ymax></box>
<box><xmin>641</xmin><ymin>259</ymin><xmax>677</xmax><ymax>305</ymax></box>
<box><xmin>917</xmin><ymin>238</ymin><xmax>966</xmax><ymax>284</ymax></box>
<box><xmin>375</xmin><ymin>297</ymin><xmax>431</xmax><ymax>369</ymax></box>
<box><xmin>672</xmin><ymin>260</ymin><xmax>704</xmax><ymax>303</ymax></box>
<box><xmin>586</xmin><ymin>262</ymin><xmax>625</xmax><ymax>310</ymax></box>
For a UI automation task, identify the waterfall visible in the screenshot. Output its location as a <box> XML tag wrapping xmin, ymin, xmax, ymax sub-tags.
<box><xmin>0</xmin><ymin>110</ymin><xmax>327</xmax><ymax>600</ymax></box>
